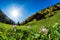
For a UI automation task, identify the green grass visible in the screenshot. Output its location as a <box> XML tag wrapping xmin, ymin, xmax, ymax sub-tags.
<box><xmin>0</xmin><ymin>10</ymin><xmax>60</xmax><ymax>40</ymax></box>
<box><xmin>25</xmin><ymin>10</ymin><xmax>60</xmax><ymax>31</ymax></box>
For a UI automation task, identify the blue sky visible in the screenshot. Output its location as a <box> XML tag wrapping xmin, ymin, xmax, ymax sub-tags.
<box><xmin>0</xmin><ymin>0</ymin><xmax>60</xmax><ymax>23</ymax></box>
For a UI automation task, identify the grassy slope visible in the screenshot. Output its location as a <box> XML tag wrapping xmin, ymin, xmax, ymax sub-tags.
<box><xmin>0</xmin><ymin>10</ymin><xmax>60</xmax><ymax>40</ymax></box>
<box><xmin>23</xmin><ymin>10</ymin><xmax>60</xmax><ymax>32</ymax></box>
<box><xmin>1</xmin><ymin>10</ymin><xmax>60</xmax><ymax>32</ymax></box>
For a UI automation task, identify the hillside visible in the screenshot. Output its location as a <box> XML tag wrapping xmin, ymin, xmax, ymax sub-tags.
<box><xmin>1</xmin><ymin>3</ymin><xmax>60</xmax><ymax>40</ymax></box>
<box><xmin>0</xmin><ymin>10</ymin><xmax>15</xmax><ymax>24</ymax></box>
<box><xmin>0</xmin><ymin>10</ymin><xmax>60</xmax><ymax>40</ymax></box>
<box><xmin>25</xmin><ymin>10</ymin><xmax>60</xmax><ymax>28</ymax></box>
<box><xmin>20</xmin><ymin>3</ymin><xmax>60</xmax><ymax>25</ymax></box>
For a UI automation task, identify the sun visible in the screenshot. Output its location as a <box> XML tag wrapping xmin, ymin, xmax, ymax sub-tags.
<box><xmin>7</xmin><ymin>4</ymin><xmax>23</xmax><ymax>22</ymax></box>
<box><xmin>11</xmin><ymin>8</ymin><xmax>19</xmax><ymax>18</ymax></box>
<box><xmin>10</xmin><ymin>7</ymin><xmax>20</xmax><ymax>18</ymax></box>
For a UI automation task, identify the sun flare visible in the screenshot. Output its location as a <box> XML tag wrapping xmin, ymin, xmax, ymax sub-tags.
<box><xmin>11</xmin><ymin>8</ymin><xmax>19</xmax><ymax>18</ymax></box>
<box><xmin>7</xmin><ymin>4</ymin><xmax>23</xmax><ymax>22</ymax></box>
<box><xmin>10</xmin><ymin>7</ymin><xmax>20</xmax><ymax>18</ymax></box>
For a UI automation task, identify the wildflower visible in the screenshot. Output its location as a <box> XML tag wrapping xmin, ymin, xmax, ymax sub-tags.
<box><xmin>39</xmin><ymin>27</ymin><xmax>48</xmax><ymax>34</ymax></box>
<box><xmin>27</xmin><ymin>26</ymin><xmax>30</xmax><ymax>29</ymax></box>
<box><xmin>13</xmin><ymin>25</ymin><xmax>16</xmax><ymax>31</ymax></box>
<box><xmin>13</xmin><ymin>25</ymin><xmax>16</xmax><ymax>27</ymax></box>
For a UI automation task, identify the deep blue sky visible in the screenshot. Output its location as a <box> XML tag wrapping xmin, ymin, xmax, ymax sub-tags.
<box><xmin>0</xmin><ymin>0</ymin><xmax>60</xmax><ymax>23</ymax></box>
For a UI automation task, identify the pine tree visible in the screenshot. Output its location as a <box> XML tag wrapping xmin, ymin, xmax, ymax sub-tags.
<box><xmin>17</xmin><ymin>21</ymin><xmax>20</xmax><ymax>26</ymax></box>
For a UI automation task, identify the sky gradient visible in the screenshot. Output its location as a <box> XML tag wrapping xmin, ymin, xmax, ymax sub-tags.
<box><xmin>0</xmin><ymin>0</ymin><xmax>60</xmax><ymax>23</ymax></box>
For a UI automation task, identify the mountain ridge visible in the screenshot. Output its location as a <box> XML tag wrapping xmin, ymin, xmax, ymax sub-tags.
<box><xmin>20</xmin><ymin>3</ymin><xmax>60</xmax><ymax>25</ymax></box>
<box><xmin>0</xmin><ymin>10</ymin><xmax>15</xmax><ymax>24</ymax></box>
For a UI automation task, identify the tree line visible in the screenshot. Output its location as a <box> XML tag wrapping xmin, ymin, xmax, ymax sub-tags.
<box><xmin>20</xmin><ymin>3</ymin><xmax>60</xmax><ymax>25</ymax></box>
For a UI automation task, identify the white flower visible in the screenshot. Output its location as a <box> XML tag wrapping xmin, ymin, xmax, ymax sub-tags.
<box><xmin>13</xmin><ymin>25</ymin><xmax>16</xmax><ymax>31</ymax></box>
<box><xmin>27</xmin><ymin>26</ymin><xmax>30</xmax><ymax>29</ymax></box>
<box><xmin>39</xmin><ymin>27</ymin><xmax>48</xmax><ymax>34</ymax></box>
<box><xmin>13</xmin><ymin>25</ymin><xmax>16</xmax><ymax>28</ymax></box>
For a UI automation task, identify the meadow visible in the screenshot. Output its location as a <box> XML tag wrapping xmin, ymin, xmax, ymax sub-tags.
<box><xmin>0</xmin><ymin>10</ymin><xmax>60</xmax><ymax>40</ymax></box>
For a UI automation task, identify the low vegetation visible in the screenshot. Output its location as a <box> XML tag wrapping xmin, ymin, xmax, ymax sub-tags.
<box><xmin>0</xmin><ymin>3</ymin><xmax>60</xmax><ymax>40</ymax></box>
<box><xmin>0</xmin><ymin>10</ymin><xmax>60</xmax><ymax>40</ymax></box>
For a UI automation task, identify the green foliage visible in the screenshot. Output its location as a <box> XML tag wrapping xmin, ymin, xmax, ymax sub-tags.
<box><xmin>0</xmin><ymin>10</ymin><xmax>60</xmax><ymax>40</ymax></box>
<box><xmin>20</xmin><ymin>3</ymin><xmax>60</xmax><ymax>25</ymax></box>
<box><xmin>0</xmin><ymin>3</ymin><xmax>60</xmax><ymax>40</ymax></box>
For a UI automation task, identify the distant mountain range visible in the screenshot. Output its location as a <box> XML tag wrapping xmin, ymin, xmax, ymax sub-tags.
<box><xmin>0</xmin><ymin>10</ymin><xmax>15</xmax><ymax>24</ymax></box>
<box><xmin>20</xmin><ymin>3</ymin><xmax>60</xmax><ymax>25</ymax></box>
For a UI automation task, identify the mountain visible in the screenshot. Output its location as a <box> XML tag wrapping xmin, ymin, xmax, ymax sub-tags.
<box><xmin>1</xmin><ymin>2</ymin><xmax>60</xmax><ymax>40</ymax></box>
<box><xmin>0</xmin><ymin>10</ymin><xmax>15</xmax><ymax>24</ymax></box>
<box><xmin>0</xmin><ymin>6</ymin><xmax>60</xmax><ymax>40</ymax></box>
<box><xmin>20</xmin><ymin>3</ymin><xmax>60</xmax><ymax>25</ymax></box>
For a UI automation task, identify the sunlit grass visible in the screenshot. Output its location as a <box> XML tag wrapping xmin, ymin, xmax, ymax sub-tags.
<box><xmin>0</xmin><ymin>10</ymin><xmax>60</xmax><ymax>40</ymax></box>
